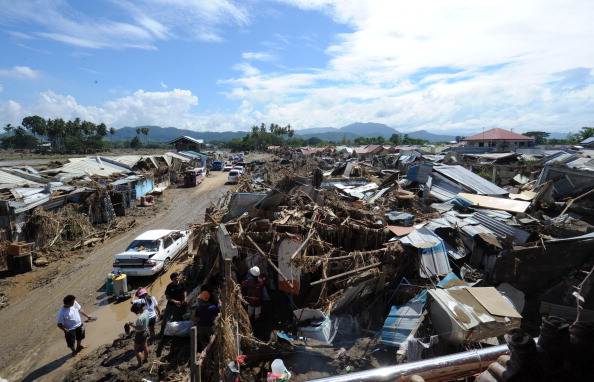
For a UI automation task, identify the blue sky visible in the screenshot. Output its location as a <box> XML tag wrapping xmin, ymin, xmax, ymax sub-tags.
<box><xmin>1</xmin><ymin>0</ymin><xmax>593</xmax><ymax>135</ymax></box>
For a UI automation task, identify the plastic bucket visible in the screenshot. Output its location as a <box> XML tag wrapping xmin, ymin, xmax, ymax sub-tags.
<box><xmin>113</xmin><ymin>274</ymin><xmax>128</xmax><ymax>296</ymax></box>
<box><xmin>271</xmin><ymin>359</ymin><xmax>290</xmax><ymax>379</ymax></box>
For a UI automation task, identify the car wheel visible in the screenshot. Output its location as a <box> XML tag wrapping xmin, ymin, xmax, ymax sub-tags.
<box><xmin>163</xmin><ymin>258</ymin><xmax>171</xmax><ymax>272</ymax></box>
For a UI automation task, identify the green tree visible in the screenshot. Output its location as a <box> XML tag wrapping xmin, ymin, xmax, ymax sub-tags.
<box><xmin>141</xmin><ymin>127</ymin><xmax>150</xmax><ymax>144</ymax></box>
<box><xmin>136</xmin><ymin>127</ymin><xmax>141</xmax><ymax>137</ymax></box>
<box><xmin>130</xmin><ymin>135</ymin><xmax>142</xmax><ymax>148</ymax></box>
<box><xmin>389</xmin><ymin>134</ymin><xmax>402</xmax><ymax>145</ymax></box>
<box><xmin>523</xmin><ymin>131</ymin><xmax>550</xmax><ymax>145</ymax></box>
<box><xmin>22</xmin><ymin>116</ymin><xmax>47</xmax><ymax>140</ymax></box>
<box><xmin>307</xmin><ymin>137</ymin><xmax>323</xmax><ymax>146</ymax></box>
<box><xmin>96</xmin><ymin>123</ymin><xmax>108</xmax><ymax>138</ymax></box>
<box><xmin>402</xmin><ymin>134</ymin><xmax>409</xmax><ymax>145</ymax></box>
<box><xmin>579</xmin><ymin>127</ymin><xmax>594</xmax><ymax>141</ymax></box>
<box><xmin>3</xmin><ymin>123</ymin><xmax>14</xmax><ymax>148</ymax></box>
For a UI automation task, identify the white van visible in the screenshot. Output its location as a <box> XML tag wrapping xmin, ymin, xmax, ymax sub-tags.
<box><xmin>228</xmin><ymin>170</ymin><xmax>240</xmax><ymax>184</ymax></box>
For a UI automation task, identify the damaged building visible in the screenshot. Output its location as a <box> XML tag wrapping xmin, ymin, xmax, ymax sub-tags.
<box><xmin>172</xmin><ymin>149</ymin><xmax>594</xmax><ymax>382</ymax></box>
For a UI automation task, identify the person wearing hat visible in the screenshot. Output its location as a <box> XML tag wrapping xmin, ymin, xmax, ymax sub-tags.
<box><xmin>241</xmin><ymin>266</ymin><xmax>265</xmax><ymax>320</ymax></box>
<box><xmin>193</xmin><ymin>290</ymin><xmax>221</xmax><ymax>350</ymax></box>
<box><xmin>131</xmin><ymin>288</ymin><xmax>160</xmax><ymax>343</ymax></box>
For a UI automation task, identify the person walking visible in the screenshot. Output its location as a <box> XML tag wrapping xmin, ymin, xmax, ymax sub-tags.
<box><xmin>241</xmin><ymin>266</ymin><xmax>265</xmax><ymax>320</ymax></box>
<box><xmin>57</xmin><ymin>295</ymin><xmax>95</xmax><ymax>356</ymax></box>
<box><xmin>193</xmin><ymin>291</ymin><xmax>221</xmax><ymax>350</ymax></box>
<box><xmin>129</xmin><ymin>302</ymin><xmax>150</xmax><ymax>368</ymax></box>
<box><xmin>159</xmin><ymin>272</ymin><xmax>187</xmax><ymax>336</ymax></box>
<box><xmin>132</xmin><ymin>288</ymin><xmax>161</xmax><ymax>343</ymax></box>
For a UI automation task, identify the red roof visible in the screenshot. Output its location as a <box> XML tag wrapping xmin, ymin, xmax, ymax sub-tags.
<box><xmin>462</xmin><ymin>128</ymin><xmax>534</xmax><ymax>141</ymax></box>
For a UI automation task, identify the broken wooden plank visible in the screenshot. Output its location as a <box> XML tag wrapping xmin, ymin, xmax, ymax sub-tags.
<box><xmin>290</xmin><ymin>230</ymin><xmax>316</xmax><ymax>260</ymax></box>
<box><xmin>310</xmin><ymin>262</ymin><xmax>382</xmax><ymax>286</ymax></box>
<box><xmin>247</xmin><ymin>235</ymin><xmax>292</xmax><ymax>284</ymax></box>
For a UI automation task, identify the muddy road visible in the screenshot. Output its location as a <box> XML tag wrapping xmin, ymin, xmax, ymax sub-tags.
<box><xmin>0</xmin><ymin>169</ymin><xmax>232</xmax><ymax>382</ymax></box>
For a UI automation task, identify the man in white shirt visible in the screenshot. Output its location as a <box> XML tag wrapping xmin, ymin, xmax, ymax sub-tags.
<box><xmin>57</xmin><ymin>295</ymin><xmax>94</xmax><ymax>356</ymax></box>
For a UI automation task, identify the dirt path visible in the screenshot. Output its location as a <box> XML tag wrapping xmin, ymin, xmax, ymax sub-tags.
<box><xmin>0</xmin><ymin>170</ymin><xmax>232</xmax><ymax>382</ymax></box>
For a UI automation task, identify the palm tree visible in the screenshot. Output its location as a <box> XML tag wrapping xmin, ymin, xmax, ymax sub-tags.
<box><xmin>3</xmin><ymin>123</ymin><xmax>14</xmax><ymax>149</ymax></box>
<box><xmin>136</xmin><ymin>128</ymin><xmax>141</xmax><ymax>137</ymax></box>
<box><xmin>109</xmin><ymin>127</ymin><xmax>116</xmax><ymax>147</ymax></box>
<box><xmin>141</xmin><ymin>127</ymin><xmax>150</xmax><ymax>145</ymax></box>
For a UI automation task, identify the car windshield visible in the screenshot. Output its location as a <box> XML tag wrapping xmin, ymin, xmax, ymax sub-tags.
<box><xmin>125</xmin><ymin>239</ymin><xmax>159</xmax><ymax>252</ymax></box>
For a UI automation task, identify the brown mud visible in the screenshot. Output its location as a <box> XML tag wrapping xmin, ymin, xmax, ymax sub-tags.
<box><xmin>0</xmin><ymin>169</ymin><xmax>232</xmax><ymax>382</ymax></box>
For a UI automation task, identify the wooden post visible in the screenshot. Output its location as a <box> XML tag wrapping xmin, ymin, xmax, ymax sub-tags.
<box><xmin>223</xmin><ymin>258</ymin><xmax>232</xmax><ymax>318</ymax></box>
<box><xmin>190</xmin><ymin>326</ymin><xmax>198</xmax><ymax>382</ymax></box>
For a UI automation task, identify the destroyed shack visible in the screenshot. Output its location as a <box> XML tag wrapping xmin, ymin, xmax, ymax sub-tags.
<box><xmin>173</xmin><ymin>150</ymin><xmax>594</xmax><ymax>382</ymax></box>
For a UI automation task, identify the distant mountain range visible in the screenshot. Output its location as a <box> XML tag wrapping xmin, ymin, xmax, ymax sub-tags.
<box><xmin>116</xmin><ymin>122</ymin><xmax>466</xmax><ymax>143</ymax></box>
<box><xmin>15</xmin><ymin>123</ymin><xmax>570</xmax><ymax>144</ymax></box>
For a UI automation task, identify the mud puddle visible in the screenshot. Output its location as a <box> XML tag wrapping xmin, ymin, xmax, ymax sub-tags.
<box><xmin>8</xmin><ymin>254</ymin><xmax>192</xmax><ymax>382</ymax></box>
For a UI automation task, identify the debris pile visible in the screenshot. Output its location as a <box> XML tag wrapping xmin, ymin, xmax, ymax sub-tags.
<box><xmin>184</xmin><ymin>150</ymin><xmax>594</xmax><ymax>382</ymax></box>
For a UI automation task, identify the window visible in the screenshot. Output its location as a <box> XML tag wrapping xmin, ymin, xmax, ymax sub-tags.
<box><xmin>479</xmin><ymin>142</ymin><xmax>484</xmax><ymax>147</ymax></box>
<box><xmin>163</xmin><ymin>237</ymin><xmax>174</xmax><ymax>249</ymax></box>
<box><xmin>519</xmin><ymin>142</ymin><xmax>525</xmax><ymax>147</ymax></box>
<box><xmin>189</xmin><ymin>144</ymin><xmax>197</xmax><ymax>150</ymax></box>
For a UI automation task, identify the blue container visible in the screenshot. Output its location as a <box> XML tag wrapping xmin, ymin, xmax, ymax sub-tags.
<box><xmin>106</xmin><ymin>273</ymin><xmax>114</xmax><ymax>295</ymax></box>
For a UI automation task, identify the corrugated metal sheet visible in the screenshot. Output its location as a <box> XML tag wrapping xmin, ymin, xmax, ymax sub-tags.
<box><xmin>101</xmin><ymin>155</ymin><xmax>143</xmax><ymax>168</ymax></box>
<box><xmin>164</xmin><ymin>152</ymin><xmax>192</xmax><ymax>162</ymax></box>
<box><xmin>379</xmin><ymin>301</ymin><xmax>424</xmax><ymax>346</ymax></box>
<box><xmin>0</xmin><ymin>169</ymin><xmax>43</xmax><ymax>188</ymax></box>
<box><xmin>41</xmin><ymin>157</ymin><xmax>131</xmax><ymax>177</ymax></box>
<box><xmin>433</xmin><ymin>165</ymin><xmax>508</xmax><ymax>196</ymax></box>
<box><xmin>471</xmin><ymin>211</ymin><xmax>530</xmax><ymax>244</ymax></box>
<box><xmin>9</xmin><ymin>193</ymin><xmax>51</xmax><ymax>213</ymax></box>
<box><xmin>400</xmin><ymin>227</ymin><xmax>451</xmax><ymax>278</ymax></box>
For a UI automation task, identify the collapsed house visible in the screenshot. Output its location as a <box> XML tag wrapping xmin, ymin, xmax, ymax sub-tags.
<box><xmin>0</xmin><ymin>153</ymin><xmax>194</xmax><ymax>270</ymax></box>
<box><xmin>177</xmin><ymin>151</ymin><xmax>594</xmax><ymax>382</ymax></box>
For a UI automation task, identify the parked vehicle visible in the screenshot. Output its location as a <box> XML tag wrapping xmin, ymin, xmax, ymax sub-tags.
<box><xmin>223</xmin><ymin>163</ymin><xmax>234</xmax><ymax>171</ymax></box>
<box><xmin>228</xmin><ymin>169</ymin><xmax>240</xmax><ymax>184</ymax></box>
<box><xmin>211</xmin><ymin>160</ymin><xmax>223</xmax><ymax>171</ymax></box>
<box><xmin>112</xmin><ymin>229</ymin><xmax>190</xmax><ymax>276</ymax></box>
<box><xmin>183</xmin><ymin>168</ymin><xmax>204</xmax><ymax>187</ymax></box>
<box><xmin>234</xmin><ymin>165</ymin><xmax>245</xmax><ymax>174</ymax></box>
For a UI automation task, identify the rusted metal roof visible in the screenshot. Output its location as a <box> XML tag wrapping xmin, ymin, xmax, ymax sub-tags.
<box><xmin>462</xmin><ymin>128</ymin><xmax>534</xmax><ymax>141</ymax></box>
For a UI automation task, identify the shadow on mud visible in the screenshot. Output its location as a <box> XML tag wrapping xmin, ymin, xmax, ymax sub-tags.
<box><xmin>21</xmin><ymin>353</ymin><xmax>71</xmax><ymax>382</ymax></box>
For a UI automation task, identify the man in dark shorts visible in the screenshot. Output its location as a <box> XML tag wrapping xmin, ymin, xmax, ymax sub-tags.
<box><xmin>159</xmin><ymin>272</ymin><xmax>187</xmax><ymax>336</ymax></box>
<box><xmin>57</xmin><ymin>295</ymin><xmax>94</xmax><ymax>356</ymax></box>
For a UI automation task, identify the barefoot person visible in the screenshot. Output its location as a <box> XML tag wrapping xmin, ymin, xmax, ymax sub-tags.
<box><xmin>57</xmin><ymin>295</ymin><xmax>94</xmax><ymax>356</ymax></box>
<box><xmin>129</xmin><ymin>302</ymin><xmax>150</xmax><ymax>368</ymax></box>
<box><xmin>132</xmin><ymin>288</ymin><xmax>161</xmax><ymax>343</ymax></box>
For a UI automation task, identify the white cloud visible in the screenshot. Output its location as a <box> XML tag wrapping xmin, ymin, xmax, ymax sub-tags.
<box><xmin>232</xmin><ymin>63</ymin><xmax>260</xmax><ymax>77</ymax></box>
<box><xmin>242</xmin><ymin>52</ymin><xmax>275</xmax><ymax>62</ymax></box>
<box><xmin>0</xmin><ymin>0</ymin><xmax>250</xmax><ymax>49</ymax></box>
<box><xmin>160</xmin><ymin>81</ymin><xmax>168</xmax><ymax>89</ymax></box>
<box><xmin>0</xmin><ymin>66</ymin><xmax>41</xmax><ymax>79</ymax></box>
<box><xmin>0</xmin><ymin>88</ymin><xmax>199</xmax><ymax>128</ymax></box>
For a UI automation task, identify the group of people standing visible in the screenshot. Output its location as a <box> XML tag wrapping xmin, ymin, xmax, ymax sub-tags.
<box><xmin>56</xmin><ymin>266</ymin><xmax>265</xmax><ymax>367</ymax></box>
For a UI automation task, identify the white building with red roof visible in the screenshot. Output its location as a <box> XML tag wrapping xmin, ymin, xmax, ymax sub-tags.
<box><xmin>462</xmin><ymin>128</ymin><xmax>534</xmax><ymax>151</ymax></box>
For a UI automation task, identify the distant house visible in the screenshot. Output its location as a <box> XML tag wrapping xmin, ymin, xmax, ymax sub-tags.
<box><xmin>462</xmin><ymin>128</ymin><xmax>534</xmax><ymax>151</ymax></box>
<box><xmin>167</xmin><ymin>136</ymin><xmax>204</xmax><ymax>153</ymax></box>
<box><xmin>580</xmin><ymin>137</ymin><xmax>594</xmax><ymax>148</ymax></box>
